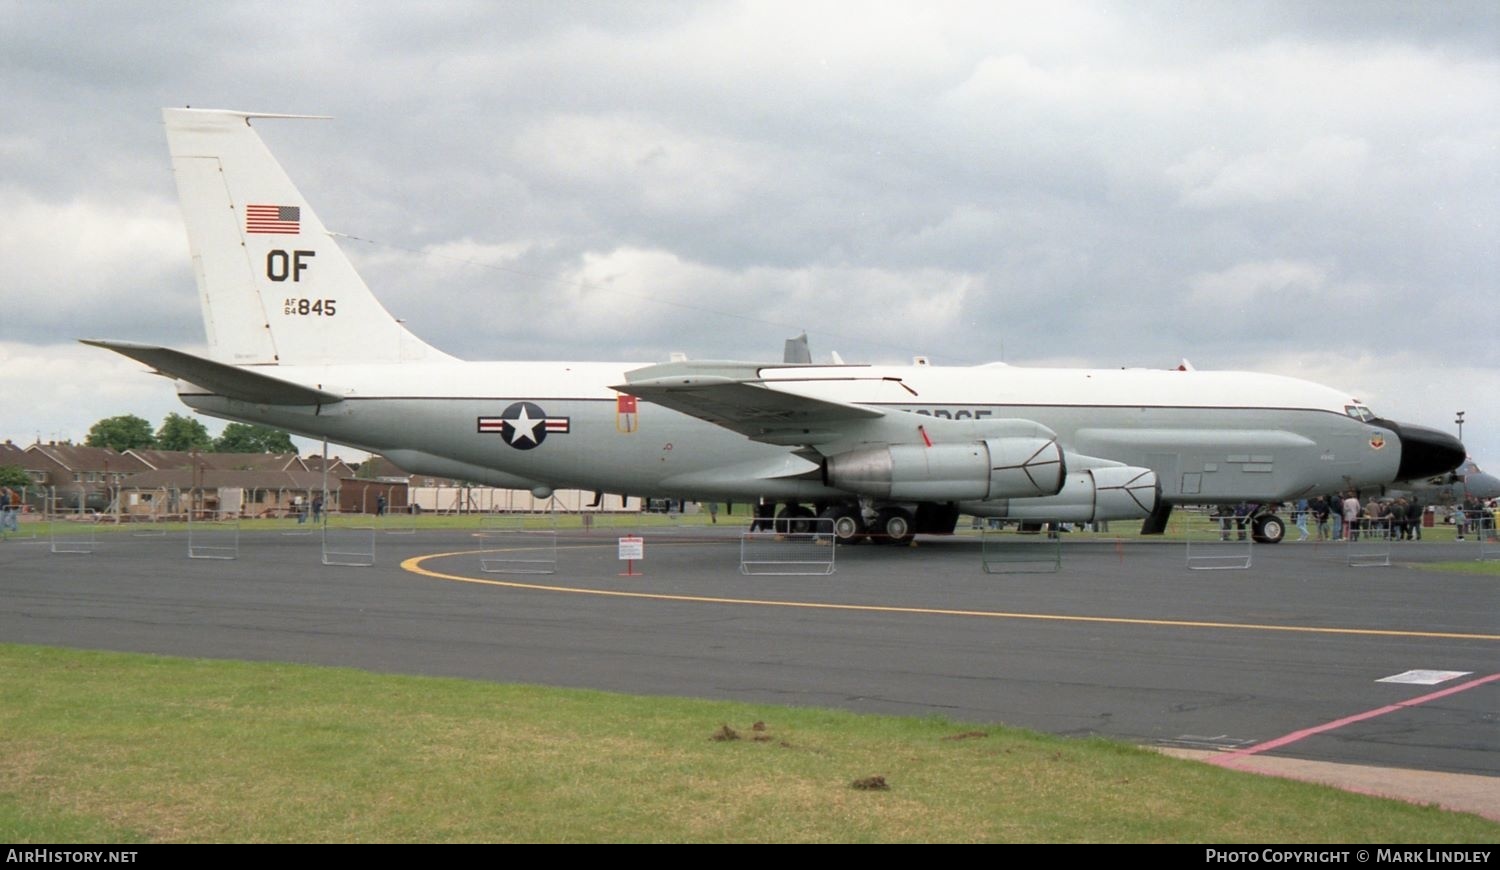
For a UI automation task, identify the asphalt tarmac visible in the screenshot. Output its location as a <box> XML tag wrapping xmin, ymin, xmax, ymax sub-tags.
<box><xmin>3</xmin><ymin>524</ymin><xmax>1496</xmax><ymax>788</ymax></box>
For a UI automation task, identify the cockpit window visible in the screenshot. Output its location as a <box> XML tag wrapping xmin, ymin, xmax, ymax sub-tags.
<box><xmin>1344</xmin><ymin>404</ymin><xmax>1375</xmax><ymax>422</ymax></box>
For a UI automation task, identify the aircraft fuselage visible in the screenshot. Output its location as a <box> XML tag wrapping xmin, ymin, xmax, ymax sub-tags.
<box><xmin>180</xmin><ymin>359</ymin><xmax>1401</xmax><ymax>504</ymax></box>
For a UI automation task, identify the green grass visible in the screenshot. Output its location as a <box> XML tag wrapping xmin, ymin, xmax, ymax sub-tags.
<box><xmin>3</xmin><ymin>510</ymin><xmax>714</xmax><ymax>538</ymax></box>
<box><xmin>1</xmin><ymin>644</ymin><xmax>1495</xmax><ymax>843</ymax></box>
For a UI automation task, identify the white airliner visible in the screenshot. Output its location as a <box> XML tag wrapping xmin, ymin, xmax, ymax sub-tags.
<box><xmin>86</xmin><ymin>109</ymin><xmax>1466</xmax><ymax>545</ymax></box>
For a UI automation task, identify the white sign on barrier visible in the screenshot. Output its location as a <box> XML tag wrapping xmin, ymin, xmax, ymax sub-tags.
<box><xmin>618</xmin><ymin>536</ymin><xmax>644</xmax><ymax>560</ymax></box>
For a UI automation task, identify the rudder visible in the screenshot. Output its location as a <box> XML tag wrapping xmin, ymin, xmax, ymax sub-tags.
<box><xmin>163</xmin><ymin>108</ymin><xmax>451</xmax><ymax>366</ymax></box>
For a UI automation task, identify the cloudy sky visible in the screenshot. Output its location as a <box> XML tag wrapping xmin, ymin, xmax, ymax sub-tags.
<box><xmin>3</xmin><ymin>1</ymin><xmax>1496</xmax><ymax>464</ymax></box>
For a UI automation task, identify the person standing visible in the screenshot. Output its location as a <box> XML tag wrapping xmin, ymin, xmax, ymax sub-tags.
<box><xmin>1311</xmin><ymin>495</ymin><xmax>1330</xmax><ymax>541</ymax></box>
<box><xmin>1364</xmin><ymin>496</ymin><xmax>1385</xmax><ymax>540</ymax></box>
<box><xmin>1342</xmin><ymin>492</ymin><xmax>1361</xmax><ymax>541</ymax></box>
<box><xmin>1294</xmin><ymin>498</ymin><xmax>1309</xmax><ymax>542</ymax></box>
<box><xmin>1387</xmin><ymin>497</ymin><xmax>1406</xmax><ymax>542</ymax></box>
<box><xmin>0</xmin><ymin>487</ymin><xmax>18</xmax><ymax>534</ymax></box>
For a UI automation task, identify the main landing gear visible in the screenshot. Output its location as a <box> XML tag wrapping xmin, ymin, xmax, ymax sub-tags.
<box><xmin>785</xmin><ymin>501</ymin><xmax>943</xmax><ymax>547</ymax></box>
<box><xmin>1250</xmin><ymin>513</ymin><xmax>1286</xmax><ymax>545</ymax></box>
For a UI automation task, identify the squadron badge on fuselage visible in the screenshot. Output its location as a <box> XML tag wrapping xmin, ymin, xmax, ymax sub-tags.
<box><xmin>478</xmin><ymin>402</ymin><xmax>571</xmax><ymax>450</ymax></box>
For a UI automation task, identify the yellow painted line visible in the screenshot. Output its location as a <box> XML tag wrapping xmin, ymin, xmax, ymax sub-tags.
<box><xmin>401</xmin><ymin>549</ymin><xmax>1500</xmax><ymax>643</ymax></box>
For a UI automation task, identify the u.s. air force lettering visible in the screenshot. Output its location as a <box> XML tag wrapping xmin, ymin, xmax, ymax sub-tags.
<box><xmin>478</xmin><ymin>402</ymin><xmax>570</xmax><ymax>450</ymax></box>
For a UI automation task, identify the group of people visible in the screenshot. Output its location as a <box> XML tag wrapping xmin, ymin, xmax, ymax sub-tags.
<box><xmin>1454</xmin><ymin>494</ymin><xmax>1498</xmax><ymax>540</ymax></box>
<box><xmin>1303</xmin><ymin>493</ymin><xmax>1423</xmax><ymax>542</ymax></box>
<box><xmin>291</xmin><ymin>494</ymin><xmax>324</xmax><ymax>524</ymax></box>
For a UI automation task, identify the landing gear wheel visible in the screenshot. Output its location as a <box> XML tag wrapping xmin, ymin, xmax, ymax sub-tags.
<box><xmin>820</xmin><ymin>504</ymin><xmax>864</xmax><ymax>545</ymax></box>
<box><xmin>875</xmin><ymin>507</ymin><xmax>916</xmax><ymax>546</ymax></box>
<box><xmin>1251</xmin><ymin>514</ymin><xmax>1285</xmax><ymax>544</ymax></box>
<box><xmin>776</xmin><ymin>504</ymin><xmax>815</xmax><ymax>535</ymax></box>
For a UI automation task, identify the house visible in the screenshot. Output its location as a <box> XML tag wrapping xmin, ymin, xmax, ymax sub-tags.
<box><xmin>21</xmin><ymin>443</ymin><xmax>151</xmax><ymax>512</ymax></box>
<box><xmin>117</xmin><ymin>468</ymin><xmax>337</xmax><ymax>519</ymax></box>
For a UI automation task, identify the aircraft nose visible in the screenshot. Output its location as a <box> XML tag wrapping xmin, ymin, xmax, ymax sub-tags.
<box><xmin>1375</xmin><ymin>419</ymin><xmax>1466</xmax><ymax>481</ymax></box>
<box><xmin>1466</xmin><ymin>472</ymin><xmax>1500</xmax><ymax>500</ymax></box>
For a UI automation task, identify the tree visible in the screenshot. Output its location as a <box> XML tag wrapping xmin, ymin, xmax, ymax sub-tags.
<box><xmin>156</xmin><ymin>413</ymin><xmax>212</xmax><ymax>452</ymax></box>
<box><xmin>213</xmin><ymin>423</ymin><xmax>297</xmax><ymax>454</ymax></box>
<box><xmin>85</xmin><ymin>415</ymin><xmax>155</xmax><ymax>452</ymax></box>
<box><xmin>0</xmin><ymin>466</ymin><xmax>31</xmax><ymax>488</ymax></box>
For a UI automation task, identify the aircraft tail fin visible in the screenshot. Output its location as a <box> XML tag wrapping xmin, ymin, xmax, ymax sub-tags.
<box><xmin>162</xmin><ymin>108</ymin><xmax>452</xmax><ymax>366</ymax></box>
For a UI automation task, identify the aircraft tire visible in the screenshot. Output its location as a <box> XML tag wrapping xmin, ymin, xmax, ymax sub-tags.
<box><xmin>875</xmin><ymin>507</ymin><xmax>916</xmax><ymax>546</ymax></box>
<box><xmin>1251</xmin><ymin>514</ymin><xmax>1285</xmax><ymax>545</ymax></box>
<box><xmin>821</xmin><ymin>504</ymin><xmax>864</xmax><ymax>545</ymax></box>
<box><xmin>777</xmin><ymin>504</ymin><xmax>815</xmax><ymax>535</ymax></box>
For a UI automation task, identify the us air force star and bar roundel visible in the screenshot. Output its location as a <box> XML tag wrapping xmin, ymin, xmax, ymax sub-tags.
<box><xmin>478</xmin><ymin>402</ymin><xmax>570</xmax><ymax>450</ymax></box>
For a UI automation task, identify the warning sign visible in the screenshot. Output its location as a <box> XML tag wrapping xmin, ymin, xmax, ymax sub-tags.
<box><xmin>618</xmin><ymin>535</ymin><xmax>644</xmax><ymax>561</ymax></box>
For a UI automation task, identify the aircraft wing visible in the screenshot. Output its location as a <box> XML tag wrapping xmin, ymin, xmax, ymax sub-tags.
<box><xmin>82</xmin><ymin>339</ymin><xmax>343</xmax><ymax>406</ymax></box>
<box><xmin>617</xmin><ymin>361</ymin><xmax>885</xmax><ymax>447</ymax></box>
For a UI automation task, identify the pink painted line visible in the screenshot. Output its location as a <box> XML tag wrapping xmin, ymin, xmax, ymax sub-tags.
<box><xmin>1209</xmin><ymin>672</ymin><xmax>1500</xmax><ymax>767</ymax></box>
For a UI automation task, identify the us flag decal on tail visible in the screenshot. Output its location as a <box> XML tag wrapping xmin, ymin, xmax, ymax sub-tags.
<box><xmin>246</xmin><ymin>204</ymin><xmax>300</xmax><ymax>234</ymax></box>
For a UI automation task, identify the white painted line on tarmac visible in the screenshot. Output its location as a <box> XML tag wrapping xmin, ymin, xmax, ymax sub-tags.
<box><xmin>1376</xmin><ymin>669</ymin><xmax>1472</xmax><ymax>685</ymax></box>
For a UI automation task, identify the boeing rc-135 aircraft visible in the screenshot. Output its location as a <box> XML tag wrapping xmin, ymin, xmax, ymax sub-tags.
<box><xmin>87</xmin><ymin>109</ymin><xmax>1466</xmax><ymax>544</ymax></box>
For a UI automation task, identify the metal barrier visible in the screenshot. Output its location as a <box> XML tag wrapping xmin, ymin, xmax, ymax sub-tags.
<box><xmin>1345</xmin><ymin>517</ymin><xmax>1392</xmax><ymax>568</ymax></box>
<box><xmin>577</xmin><ymin>511</ymin><xmax>688</xmax><ymax>534</ymax></box>
<box><xmin>476</xmin><ymin>513</ymin><xmax>558</xmax><ymax>573</ymax></box>
<box><xmin>740</xmin><ymin>518</ymin><xmax>836</xmax><ymax>575</ymax></box>
<box><xmin>188</xmin><ymin>513</ymin><xmax>240</xmax><ymax>560</ymax></box>
<box><xmin>1183</xmin><ymin>509</ymin><xmax>1252</xmax><ymax>570</ymax></box>
<box><xmin>980</xmin><ymin>520</ymin><xmax>1063</xmax><ymax>574</ymax></box>
<box><xmin>1473</xmin><ymin>512</ymin><xmax>1499</xmax><ymax>561</ymax></box>
<box><xmin>48</xmin><ymin>512</ymin><xmax>98</xmax><ymax>555</ymax></box>
<box><xmin>322</xmin><ymin>523</ymin><xmax>375</xmax><ymax>567</ymax></box>
<box><xmin>478</xmin><ymin>531</ymin><xmax>559</xmax><ymax>574</ymax></box>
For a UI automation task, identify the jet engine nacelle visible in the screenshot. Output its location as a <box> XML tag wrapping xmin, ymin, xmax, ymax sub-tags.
<box><xmin>825</xmin><ymin>437</ymin><xmax>1065</xmax><ymax>501</ymax></box>
<box><xmin>960</xmin><ymin>465</ymin><xmax>1160</xmax><ymax>523</ymax></box>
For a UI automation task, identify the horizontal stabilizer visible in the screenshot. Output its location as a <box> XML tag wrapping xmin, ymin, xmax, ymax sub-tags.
<box><xmin>82</xmin><ymin>339</ymin><xmax>342</xmax><ymax>406</ymax></box>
